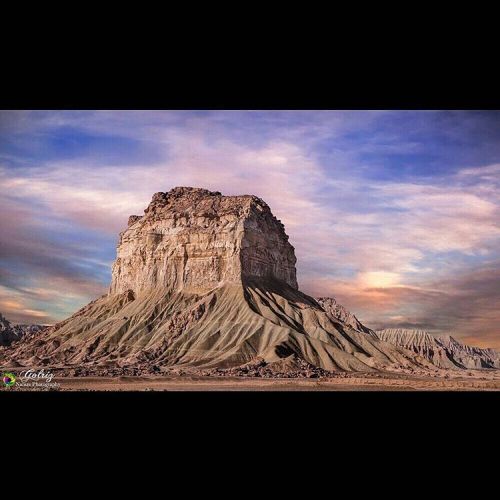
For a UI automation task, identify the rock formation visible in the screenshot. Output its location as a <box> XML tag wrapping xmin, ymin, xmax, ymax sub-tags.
<box><xmin>0</xmin><ymin>312</ymin><xmax>46</xmax><ymax>347</ymax></box>
<box><xmin>0</xmin><ymin>187</ymin><xmax>496</xmax><ymax>375</ymax></box>
<box><xmin>110</xmin><ymin>187</ymin><xmax>298</xmax><ymax>295</ymax></box>
<box><xmin>316</xmin><ymin>297</ymin><xmax>376</xmax><ymax>336</ymax></box>
<box><xmin>376</xmin><ymin>329</ymin><xmax>499</xmax><ymax>369</ymax></box>
<box><xmin>435</xmin><ymin>334</ymin><xmax>500</xmax><ymax>369</ymax></box>
<box><xmin>0</xmin><ymin>312</ymin><xmax>14</xmax><ymax>347</ymax></box>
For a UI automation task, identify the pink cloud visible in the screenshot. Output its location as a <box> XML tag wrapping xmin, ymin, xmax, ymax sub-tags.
<box><xmin>1</xmin><ymin>131</ymin><xmax>499</xmax><ymax>347</ymax></box>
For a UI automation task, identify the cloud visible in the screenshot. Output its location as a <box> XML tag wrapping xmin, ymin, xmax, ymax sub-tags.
<box><xmin>0</xmin><ymin>286</ymin><xmax>55</xmax><ymax>324</ymax></box>
<box><xmin>0</xmin><ymin>111</ymin><xmax>499</xmax><ymax>350</ymax></box>
<box><xmin>0</xmin><ymin>131</ymin><xmax>332</xmax><ymax>323</ymax></box>
<box><xmin>306</xmin><ymin>264</ymin><xmax>500</xmax><ymax>349</ymax></box>
<box><xmin>0</xmin><ymin>195</ymin><xmax>109</xmax><ymax>323</ymax></box>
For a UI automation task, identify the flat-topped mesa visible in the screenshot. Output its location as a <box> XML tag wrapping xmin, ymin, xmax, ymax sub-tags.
<box><xmin>110</xmin><ymin>187</ymin><xmax>298</xmax><ymax>295</ymax></box>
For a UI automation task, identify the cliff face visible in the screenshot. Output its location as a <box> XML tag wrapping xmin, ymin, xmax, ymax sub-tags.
<box><xmin>110</xmin><ymin>187</ymin><xmax>298</xmax><ymax>295</ymax></box>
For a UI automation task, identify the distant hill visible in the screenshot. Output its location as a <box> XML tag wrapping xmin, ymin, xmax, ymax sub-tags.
<box><xmin>0</xmin><ymin>312</ymin><xmax>47</xmax><ymax>347</ymax></box>
<box><xmin>376</xmin><ymin>328</ymin><xmax>499</xmax><ymax>369</ymax></box>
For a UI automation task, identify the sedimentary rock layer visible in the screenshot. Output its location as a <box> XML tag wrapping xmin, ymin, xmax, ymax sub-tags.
<box><xmin>376</xmin><ymin>328</ymin><xmax>499</xmax><ymax>369</ymax></box>
<box><xmin>110</xmin><ymin>187</ymin><xmax>297</xmax><ymax>295</ymax></box>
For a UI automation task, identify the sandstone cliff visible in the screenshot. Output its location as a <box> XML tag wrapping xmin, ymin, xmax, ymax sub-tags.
<box><xmin>110</xmin><ymin>187</ymin><xmax>297</xmax><ymax>295</ymax></box>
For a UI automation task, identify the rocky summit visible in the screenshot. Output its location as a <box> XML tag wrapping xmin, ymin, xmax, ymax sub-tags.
<box><xmin>110</xmin><ymin>187</ymin><xmax>298</xmax><ymax>294</ymax></box>
<box><xmin>0</xmin><ymin>187</ymin><xmax>497</xmax><ymax>375</ymax></box>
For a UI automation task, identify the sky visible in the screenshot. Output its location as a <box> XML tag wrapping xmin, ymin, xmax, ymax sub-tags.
<box><xmin>0</xmin><ymin>110</ymin><xmax>499</xmax><ymax>348</ymax></box>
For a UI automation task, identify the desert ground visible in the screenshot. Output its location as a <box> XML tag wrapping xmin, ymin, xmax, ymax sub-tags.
<box><xmin>5</xmin><ymin>371</ymin><xmax>500</xmax><ymax>391</ymax></box>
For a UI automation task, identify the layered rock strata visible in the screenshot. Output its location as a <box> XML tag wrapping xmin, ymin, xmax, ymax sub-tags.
<box><xmin>376</xmin><ymin>329</ymin><xmax>499</xmax><ymax>369</ymax></box>
<box><xmin>110</xmin><ymin>187</ymin><xmax>298</xmax><ymax>295</ymax></box>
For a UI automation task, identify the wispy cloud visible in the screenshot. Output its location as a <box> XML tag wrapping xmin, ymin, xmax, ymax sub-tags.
<box><xmin>0</xmin><ymin>111</ymin><xmax>499</xmax><ymax>347</ymax></box>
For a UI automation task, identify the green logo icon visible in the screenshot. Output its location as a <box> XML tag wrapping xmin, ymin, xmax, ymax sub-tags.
<box><xmin>2</xmin><ymin>372</ymin><xmax>16</xmax><ymax>387</ymax></box>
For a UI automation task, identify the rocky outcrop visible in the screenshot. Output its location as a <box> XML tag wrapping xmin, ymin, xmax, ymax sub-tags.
<box><xmin>0</xmin><ymin>312</ymin><xmax>15</xmax><ymax>346</ymax></box>
<box><xmin>436</xmin><ymin>335</ymin><xmax>500</xmax><ymax>369</ymax></box>
<box><xmin>316</xmin><ymin>297</ymin><xmax>376</xmax><ymax>336</ymax></box>
<box><xmin>0</xmin><ymin>312</ymin><xmax>46</xmax><ymax>347</ymax></box>
<box><xmin>376</xmin><ymin>329</ymin><xmax>499</xmax><ymax>369</ymax></box>
<box><xmin>375</xmin><ymin>329</ymin><xmax>458</xmax><ymax>369</ymax></box>
<box><xmin>110</xmin><ymin>187</ymin><xmax>298</xmax><ymax>295</ymax></box>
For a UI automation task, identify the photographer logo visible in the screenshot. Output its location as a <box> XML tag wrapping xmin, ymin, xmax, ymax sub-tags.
<box><xmin>1</xmin><ymin>369</ymin><xmax>59</xmax><ymax>390</ymax></box>
<box><xmin>2</xmin><ymin>372</ymin><xmax>16</xmax><ymax>387</ymax></box>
